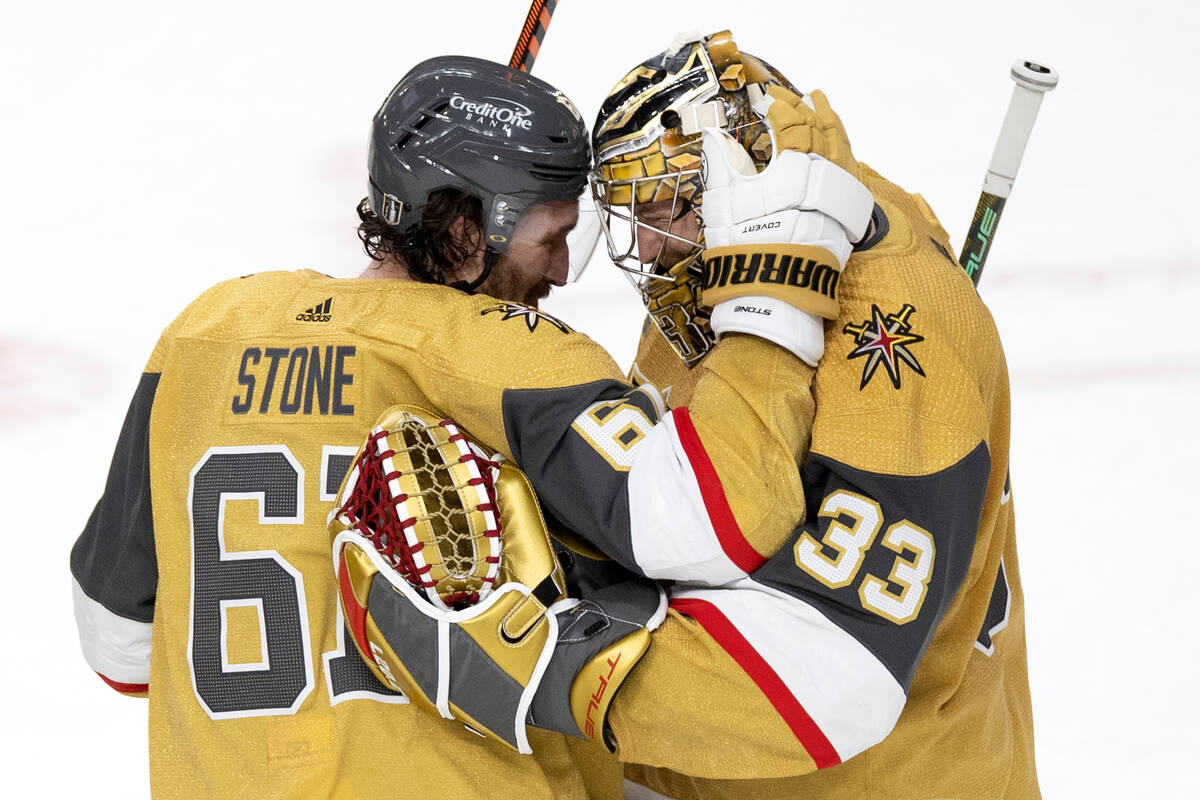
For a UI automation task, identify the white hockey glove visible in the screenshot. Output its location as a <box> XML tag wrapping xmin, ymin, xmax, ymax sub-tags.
<box><xmin>699</xmin><ymin>87</ymin><xmax>874</xmax><ymax>366</ymax></box>
<box><xmin>329</xmin><ymin>405</ymin><xmax>665</xmax><ymax>754</ymax></box>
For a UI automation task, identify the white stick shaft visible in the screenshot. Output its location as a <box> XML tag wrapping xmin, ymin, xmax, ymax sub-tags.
<box><xmin>981</xmin><ymin>61</ymin><xmax>1059</xmax><ymax>198</ymax></box>
<box><xmin>983</xmin><ymin>88</ymin><xmax>1046</xmax><ymax>197</ymax></box>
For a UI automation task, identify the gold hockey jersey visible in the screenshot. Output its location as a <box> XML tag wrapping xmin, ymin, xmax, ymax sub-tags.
<box><xmin>70</xmin><ymin>270</ymin><xmax>824</xmax><ymax>796</ymax></box>
<box><xmin>619</xmin><ymin>164</ymin><xmax>1040</xmax><ymax>799</ymax></box>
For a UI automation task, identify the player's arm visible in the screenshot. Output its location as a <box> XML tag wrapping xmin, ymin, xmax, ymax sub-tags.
<box><xmin>498</xmin><ymin>333</ymin><xmax>816</xmax><ymax>584</ymax></box>
<box><xmin>392</xmin><ymin>295</ymin><xmax>815</xmax><ymax>586</ymax></box>
<box><xmin>328</xmin><ymin>406</ymin><xmax>844</xmax><ymax>765</ymax></box>
<box><xmin>608</xmin><ymin>435</ymin><xmax>991</xmax><ymax>777</ymax></box>
<box><xmin>70</xmin><ymin>367</ymin><xmax>161</xmax><ymax>697</ymax></box>
<box><xmin>70</xmin><ymin>314</ymin><xmax>189</xmax><ymax>697</ymax></box>
<box><xmin>610</xmin><ymin>221</ymin><xmax>1007</xmax><ymax>776</ymax></box>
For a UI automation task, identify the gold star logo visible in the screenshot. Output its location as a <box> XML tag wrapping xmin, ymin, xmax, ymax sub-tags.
<box><xmin>843</xmin><ymin>304</ymin><xmax>925</xmax><ymax>390</ymax></box>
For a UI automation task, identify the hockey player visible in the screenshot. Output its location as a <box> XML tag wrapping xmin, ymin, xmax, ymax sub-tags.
<box><xmin>70</xmin><ymin>52</ymin><xmax>874</xmax><ymax>796</ymax></box>
<box><xmin>590</xmin><ymin>31</ymin><xmax>1040</xmax><ymax>799</ymax></box>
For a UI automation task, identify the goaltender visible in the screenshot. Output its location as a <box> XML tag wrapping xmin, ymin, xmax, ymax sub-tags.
<box><xmin>591</xmin><ymin>31</ymin><xmax>1041</xmax><ymax>800</ymax></box>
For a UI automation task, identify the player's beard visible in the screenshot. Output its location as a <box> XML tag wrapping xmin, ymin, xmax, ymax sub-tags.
<box><xmin>479</xmin><ymin>252</ymin><xmax>558</xmax><ymax>308</ymax></box>
<box><xmin>523</xmin><ymin>279</ymin><xmax>555</xmax><ymax>308</ymax></box>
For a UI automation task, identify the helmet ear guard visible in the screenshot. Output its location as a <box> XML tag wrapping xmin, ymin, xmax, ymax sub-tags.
<box><xmin>486</xmin><ymin>194</ymin><xmax>524</xmax><ymax>253</ymax></box>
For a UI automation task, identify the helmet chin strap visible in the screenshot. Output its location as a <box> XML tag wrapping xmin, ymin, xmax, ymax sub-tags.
<box><xmin>449</xmin><ymin>246</ymin><xmax>501</xmax><ymax>294</ymax></box>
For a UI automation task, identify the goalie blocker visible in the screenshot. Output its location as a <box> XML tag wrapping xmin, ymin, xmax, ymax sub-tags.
<box><xmin>328</xmin><ymin>405</ymin><xmax>666</xmax><ymax>753</ymax></box>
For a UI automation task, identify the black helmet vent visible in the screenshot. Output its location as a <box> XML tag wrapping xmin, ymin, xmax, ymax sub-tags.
<box><xmin>530</xmin><ymin>164</ymin><xmax>582</xmax><ymax>182</ymax></box>
<box><xmin>392</xmin><ymin>106</ymin><xmax>445</xmax><ymax>152</ymax></box>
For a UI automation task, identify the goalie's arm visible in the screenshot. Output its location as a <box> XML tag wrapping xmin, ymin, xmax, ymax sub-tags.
<box><xmin>498</xmin><ymin>333</ymin><xmax>815</xmax><ymax>585</ymax></box>
<box><xmin>400</xmin><ymin>296</ymin><xmax>815</xmax><ymax>587</ymax></box>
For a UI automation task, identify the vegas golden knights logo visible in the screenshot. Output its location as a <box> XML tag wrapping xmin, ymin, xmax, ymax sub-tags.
<box><xmin>843</xmin><ymin>304</ymin><xmax>925</xmax><ymax>390</ymax></box>
<box><xmin>480</xmin><ymin>303</ymin><xmax>572</xmax><ymax>334</ymax></box>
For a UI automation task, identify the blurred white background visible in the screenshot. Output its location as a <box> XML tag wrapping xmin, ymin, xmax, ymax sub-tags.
<box><xmin>2</xmin><ymin>0</ymin><xmax>1197</xmax><ymax>796</ymax></box>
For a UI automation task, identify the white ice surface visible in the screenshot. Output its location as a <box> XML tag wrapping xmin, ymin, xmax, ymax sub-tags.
<box><xmin>2</xmin><ymin>0</ymin><xmax>1198</xmax><ymax>796</ymax></box>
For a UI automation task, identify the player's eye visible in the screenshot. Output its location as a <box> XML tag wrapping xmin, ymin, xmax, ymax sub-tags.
<box><xmin>637</xmin><ymin>200</ymin><xmax>692</xmax><ymax>228</ymax></box>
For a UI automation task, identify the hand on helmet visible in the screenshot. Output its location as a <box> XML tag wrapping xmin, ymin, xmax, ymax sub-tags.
<box><xmin>757</xmin><ymin>86</ymin><xmax>859</xmax><ymax>179</ymax></box>
<box><xmin>694</xmin><ymin>87</ymin><xmax>874</xmax><ymax>366</ymax></box>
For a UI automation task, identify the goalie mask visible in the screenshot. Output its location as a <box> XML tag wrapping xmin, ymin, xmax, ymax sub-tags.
<box><xmin>590</xmin><ymin>30</ymin><xmax>799</xmax><ymax>365</ymax></box>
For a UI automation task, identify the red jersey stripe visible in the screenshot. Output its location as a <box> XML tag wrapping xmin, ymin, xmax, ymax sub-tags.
<box><xmin>670</xmin><ymin>596</ymin><xmax>842</xmax><ymax>769</ymax></box>
<box><xmin>96</xmin><ymin>672</ymin><xmax>148</xmax><ymax>696</ymax></box>
<box><xmin>669</xmin><ymin>407</ymin><xmax>766</xmax><ymax>574</ymax></box>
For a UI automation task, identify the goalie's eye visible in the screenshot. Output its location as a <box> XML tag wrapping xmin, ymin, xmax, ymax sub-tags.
<box><xmin>635</xmin><ymin>198</ymin><xmax>693</xmax><ymax>229</ymax></box>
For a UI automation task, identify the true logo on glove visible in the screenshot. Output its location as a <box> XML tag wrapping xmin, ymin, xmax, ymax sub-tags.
<box><xmin>368</xmin><ymin>641</ymin><xmax>401</xmax><ymax>690</ymax></box>
<box><xmin>583</xmin><ymin>653</ymin><xmax>622</xmax><ymax>740</ymax></box>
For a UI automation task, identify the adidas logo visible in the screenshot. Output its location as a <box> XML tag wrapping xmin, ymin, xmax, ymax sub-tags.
<box><xmin>296</xmin><ymin>297</ymin><xmax>333</xmax><ymax>323</ymax></box>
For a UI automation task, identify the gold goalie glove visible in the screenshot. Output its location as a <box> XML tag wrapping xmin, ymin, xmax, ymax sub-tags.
<box><xmin>328</xmin><ymin>404</ymin><xmax>666</xmax><ymax>754</ymax></box>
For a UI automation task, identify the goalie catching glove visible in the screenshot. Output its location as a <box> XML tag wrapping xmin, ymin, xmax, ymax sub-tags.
<box><xmin>699</xmin><ymin>85</ymin><xmax>875</xmax><ymax>365</ymax></box>
<box><xmin>328</xmin><ymin>404</ymin><xmax>665</xmax><ymax>753</ymax></box>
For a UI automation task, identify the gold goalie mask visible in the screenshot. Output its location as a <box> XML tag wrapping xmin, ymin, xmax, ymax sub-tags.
<box><xmin>590</xmin><ymin>30</ymin><xmax>800</xmax><ymax>366</ymax></box>
<box><xmin>329</xmin><ymin>405</ymin><xmax>664</xmax><ymax>754</ymax></box>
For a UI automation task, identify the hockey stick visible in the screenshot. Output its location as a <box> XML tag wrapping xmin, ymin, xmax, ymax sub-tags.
<box><xmin>506</xmin><ymin>0</ymin><xmax>603</xmax><ymax>277</ymax></box>
<box><xmin>509</xmin><ymin>0</ymin><xmax>559</xmax><ymax>72</ymax></box>
<box><xmin>959</xmin><ymin>60</ymin><xmax>1059</xmax><ymax>285</ymax></box>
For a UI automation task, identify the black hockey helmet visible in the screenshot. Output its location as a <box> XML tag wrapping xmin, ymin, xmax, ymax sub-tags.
<box><xmin>368</xmin><ymin>55</ymin><xmax>590</xmax><ymax>258</ymax></box>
